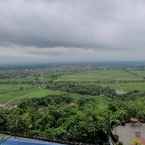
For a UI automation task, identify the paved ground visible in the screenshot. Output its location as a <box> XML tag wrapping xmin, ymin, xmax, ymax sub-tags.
<box><xmin>113</xmin><ymin>123</ymin><xmax>145</xmax><ymax>145</ymax></box>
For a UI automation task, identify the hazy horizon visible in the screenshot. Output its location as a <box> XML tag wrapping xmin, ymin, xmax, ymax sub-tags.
<box><xmin>1</xmin><ymin>0</ymin><xmax>145</xmax><ymax>64</ymax></box>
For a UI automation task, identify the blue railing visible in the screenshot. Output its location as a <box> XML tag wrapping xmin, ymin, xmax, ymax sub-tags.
<box><xmin>1</xmin><ymin>137</ymin><xmax>65</xmax><ymax>145</ymax></box>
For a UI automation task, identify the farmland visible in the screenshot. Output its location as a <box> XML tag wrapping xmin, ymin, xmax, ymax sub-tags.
<box><xmin>0</xmin><ymin>68</ymin><xmax>145</xmax><ymax>105</ymax></box>
<box><xmin>57</xmin><ymin>69</ymin><xmax>144</xmax><ymax>81</ymax></box>
<box><xmin>56</xmin><ymin>69</ymin><xmax>145</xmax><ymax>92</ymax></box>
<box><xmin>0</xmin><ymin>84</ymin><xmax>64</xmax><ymax>105</ymax></box>
<box><xmin>0</xmin><ymin>69</ymin><xmax>64</xmax><ymax>105</ymax></box>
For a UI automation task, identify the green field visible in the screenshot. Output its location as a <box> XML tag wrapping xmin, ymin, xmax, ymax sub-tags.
<box><xmin>56</xmin><ymin>69</ymin><xmax>145</xmax><ymax>92</ymax></box>
<box><xmin>0</xmin><ymin>84</ymin><xmax>64</xmax><ymax>105</ymax></box>
<box><xmin>1</xmin><ymin>69</ymin><xmax>145</xmax><ymax>105</ymax></box>
<box><xmin>103</xmin><ymin>82</ymin><xmax>145</xmax><ymax>92</ymax></box>
<box><xmin>57</xmin><ymin>69</ymin><xmax>144</xmax><ymax>81</ymax></box>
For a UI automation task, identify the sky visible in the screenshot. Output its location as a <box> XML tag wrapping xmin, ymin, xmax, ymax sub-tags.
<box><xmin>0</xmin><ymin>0</ymin><xmax>145</xmax><ymax>64</ymax></box>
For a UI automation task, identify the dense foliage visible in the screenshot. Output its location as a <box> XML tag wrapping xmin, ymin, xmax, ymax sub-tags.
<box><xmin>47</xmin><ymin>81</ymin><xmax>116</xmax><ymax>97</ymax></box>
<box><xmin>1</xmin><ymin>91</ymin><xmax>145</xmax><ymax>144</ymax></box>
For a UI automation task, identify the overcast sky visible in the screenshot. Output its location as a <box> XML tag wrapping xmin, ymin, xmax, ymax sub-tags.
<box><xmin>0</xmin><ymin>0</ymin><xmax>145</xmax><ymax>64</ymax></box>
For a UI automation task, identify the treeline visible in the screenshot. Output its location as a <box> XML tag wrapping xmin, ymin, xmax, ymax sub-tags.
<box><xmin>47</xmin><ymin>81</ymin><xmax>116</xmax><ymax>97</ymax></box>
<box><xmin>47</xmin><ymin>81</ymin><xmax>145</xmax><ymax>100</ymax></box>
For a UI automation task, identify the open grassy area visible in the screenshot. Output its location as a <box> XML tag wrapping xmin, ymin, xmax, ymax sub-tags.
<box><xmin>1</xmin><ymin>68</ymin><xmax>145</xmax><ymax>105</ymax></box>
<box><xmin>99</xmin><ymin>82</ymin><xmax>145</xmax><ymax>92</ymax></box>
<box><xmin>0</xmin><ymin>84</ymin><xmax>64</xmax><ymax>105</ymax></box>
<box><xmin>132</xmin><ymin>70</ymin><xmax>145</xmax><ymax>78</ymax></box>
<box><xmin>111</xmin><ymin>82</ymin><xmax>145</xmax><ymax>92</ymax></box>
<box><xmin>57</xmin><ymin>69</ymin><xmax>144</xmax><ymax>82</ymax></box>
<box><xmin>55</xmin><ymin>69</ymin><xmax>145</xmax><ymax>92</ymax></box>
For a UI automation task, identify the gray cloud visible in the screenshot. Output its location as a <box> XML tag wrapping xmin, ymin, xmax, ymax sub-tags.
<box><xmin>0</xmin><ymin>0</ymin><xmax>145</xmax><ymax>62</ymax></box>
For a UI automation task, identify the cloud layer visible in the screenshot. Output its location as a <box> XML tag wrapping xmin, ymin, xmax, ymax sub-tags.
<box><xmin>1</xmin><ymin>0</ymin><xmax>145</xmax><ymax>63</ymax></box>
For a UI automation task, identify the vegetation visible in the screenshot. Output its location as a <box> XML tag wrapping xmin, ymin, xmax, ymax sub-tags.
<box><xmin>0</xmin><ymin>65</ymin><xmax>145</xmax><ymax>144</ymax></box>
<box><xmin>47</xmin><ymin>81</ymin><xmax>116</xmax><ymax>97</ymax></box>
<box><xmin>56</xmin><ymin>69</ymin><xmax>144</xmax><ymax>82</ymax></box>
